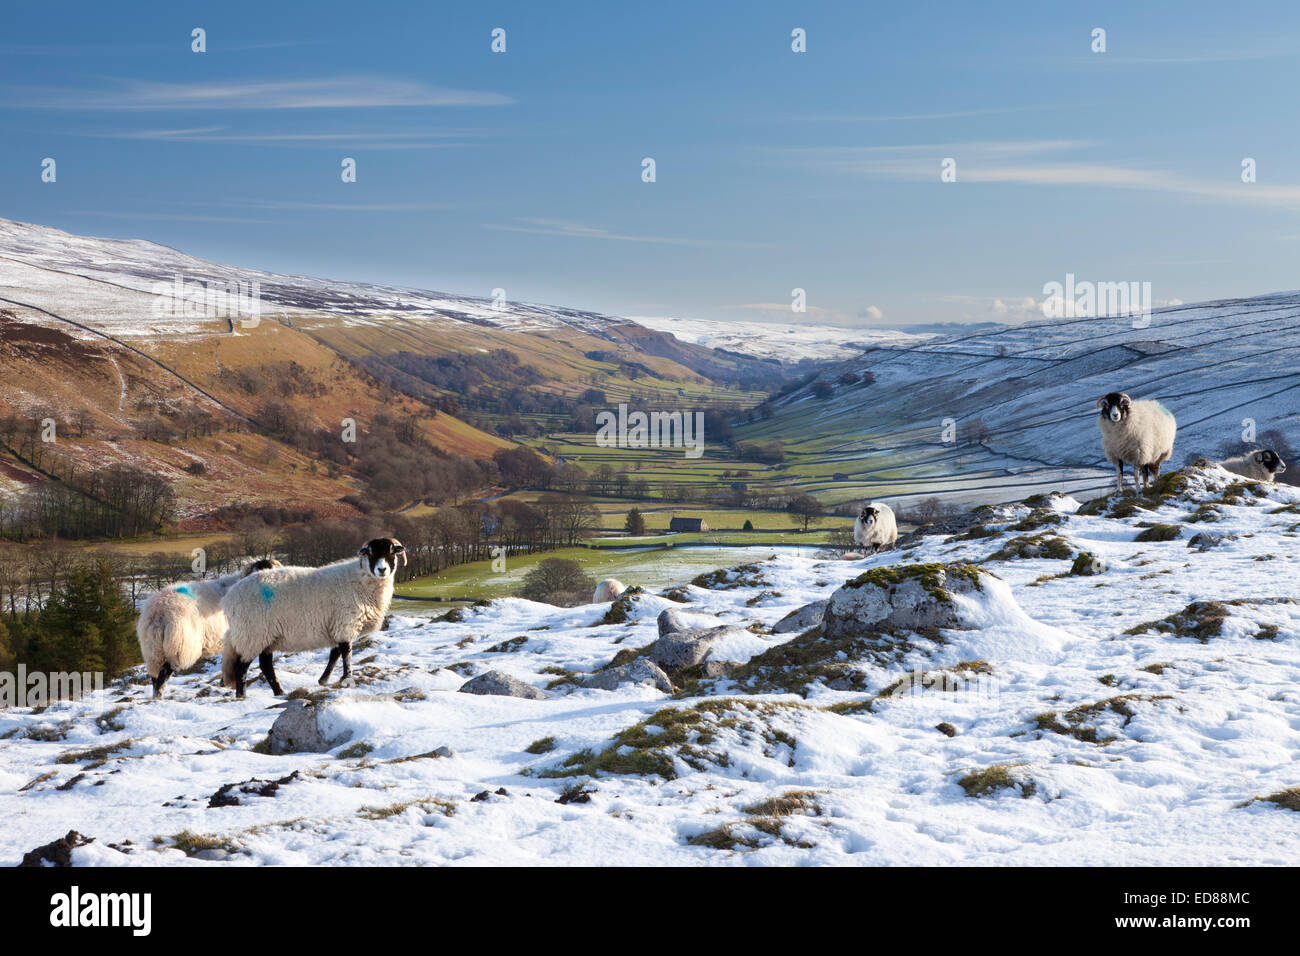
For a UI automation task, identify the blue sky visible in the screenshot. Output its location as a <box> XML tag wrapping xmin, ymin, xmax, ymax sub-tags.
<box><xmin>3</xmin><ymin>0</ymin><xmax>1299</xmax><ymax>328</ymax></box>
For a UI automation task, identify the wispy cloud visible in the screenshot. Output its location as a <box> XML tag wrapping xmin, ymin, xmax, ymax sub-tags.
<box><xmin>485</xmin><ymin>218</ymin><xmax>763</xmax><ymax>247</ymax></box>
<box><xmin>67</xmin><ymin>211</ymin><xmax>285</xmax><ymax>225</ymax></box>
<box><xmin>4</xmin><ymin>76</ymin><xmax>513</xmax><ymax>110</ymax></box>
<box><xmin>781</xmin><ymin>140</ymin><xmax>1300</xmax><ymax>208</ymax></box>
<box><xmin>88</xmin><ymin>127</ymin><xmax>492</xmax><ymax>149</ymax></box>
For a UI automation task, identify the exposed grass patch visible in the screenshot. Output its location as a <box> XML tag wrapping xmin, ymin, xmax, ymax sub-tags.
<box><xmin>1252</xmin><ymin>787</ymin><xmax>1300</xmax><ymax>812</ymax></box>
<box><xmin>57</xmin><ymin>738</ymin><xmax>136</xmax><ymax>767</ymax></box>
<box><xmin>358</xmin><ymin>796</ymin><xmax>456</xmax><ymax>820</ymax></box>
<box><xmin>600</xmin><ymin>586</ymin><xmax>646</xmax><ymax>624</ymax></box>
<box><xmin>525</xmin><ymin>736</ymin><xmax>556</xmax><ymax>754</ymax></box>
<box><xmin>958</xmin><ymin>763</ymin><xmax>1036</xmax><ymax>798</ymax></box>
<box><xmin>337</xmin><ymin>741</ymin><xmax>374</xmax><ymax>760</ymax></box>
<box><xmin>486</xmin><ymin>636</ymin><xmax>528</xmax><ymax>653</ymax></box>
<box><xmin>541</xmin><ymin>698</ymin><xmax>804</xmax><ymax>780</ymax></box>
<box><xmin>691</xmin><ymin>563</ymin><xmax>768</xmax><ymax>590</ymax></box>
<box><xmin>1134</xmin><ymin>523</ymin><xmax>1181</xmax><ymax>542</ymax></box>
<box><xmin>161</xmin><ymin>830</ymin><xmax>243</xmax><ymax>857</ymax></box>
<box><xmin>1031</xmin><ymin>694</ymin><xmax>1172</xmax><ymax>745</ymax></box>
<box><xmin>989</xmin><ymin>534</ymin><xmax>1072</xmax><ymax>561</ymax></box>
<box><xmin>741</xmin><ymin>789</ymin><xmax>820</xmax><ymax>817</ymax></box>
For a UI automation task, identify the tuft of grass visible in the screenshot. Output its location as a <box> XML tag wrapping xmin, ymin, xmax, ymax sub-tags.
<box><xmin>958</xmin><ymin>763</ymin><xmax>1036</xmax><ymax>798</ymax></box>
<box><xmin>358</xmin><ymin>796</ymin><xmax>456</xmax><ymax>820</ymax></box>
<box><xmin>1255</xmin><ymin>787</ymin><xmax>1300</xmax><ymax>812</ymax></box>
<box><xmin>989</xmin><ymin>534</ymin><xmax>1072</xmax><ymax>562</ymax></box>
<box><xmin>525</xmin><ymin>736</ymin><xmax>556</xmax><ymax>755</ymax></box>
<box><xmin>741</xmin><ymin>790</ymin><xmax>820</xmax><ymax>817</ymax></box>
<box><xmin>600</xmin><ymin>586</ymin><xmax>646</xmax><ymax>624</ymax></box>
<box><xmin>1032</xmin><ymin>694</ymin><xmax>1172</xmax><ymax>745</ymax></box>
<box><xmin>542</xmin><ymin>699</ymin><xmax>804</xmax><ymax>780</ymax></box>
<box><xmin>57</xmin><ymin>739</ymin><xmax>136</xmax><ymax>766</ymax></box>
<box><xmin>95</xmin><ymin>707</ymin><xmax>127</xmax><ymax>734</ymax></box>
<box><xmin>486</xmin><ymin>636</ymin><xmax>529</xmax><ymax>653</ymax></box>
<box><xmin>337</xmin><ymin>742</ymin><xmax>374</xmax><ymax>760</ymax></box>
<box><xmin>162</xmin><ymin>830</ymin><xmax>242</xmax><ymax>857</ymax></box>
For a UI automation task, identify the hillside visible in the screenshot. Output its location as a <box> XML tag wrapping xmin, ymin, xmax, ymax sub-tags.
<box><xmin>0</xmin><ymin>218</ymin><xmax>795</xmax><ymax>527</ymax></box>
<box><xmin>2</xmin><ymin>463</ymin><xmax>1298</xmax><ymax>865</ymax></box>
<box><xmin>736</xmin><ymin>294</ymin><xmax>1300</xmax><ymax>509</ymax></box>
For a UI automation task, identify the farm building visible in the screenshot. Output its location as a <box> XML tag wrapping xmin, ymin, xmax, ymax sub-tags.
<box><xmin>669</xmin><ymin>517</ymin><xmax>709</xmax><ymax>532</ymax></box>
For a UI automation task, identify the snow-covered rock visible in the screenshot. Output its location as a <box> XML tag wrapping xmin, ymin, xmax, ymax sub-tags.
<box><xmin>459</xmin><ymin>670</ymin><xmax>548</xmax><ymax>700</ymax></box>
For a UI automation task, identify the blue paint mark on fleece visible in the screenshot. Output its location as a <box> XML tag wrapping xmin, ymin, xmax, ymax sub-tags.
<box><xmin>259</xmin><ymin>583</ymin><xmax>274</xmax><ymax>605</ymax></box>
<box><xmin>175</xmin><ymin>585</ymin><xmax>193</xmax><ymax>598</ymax></box>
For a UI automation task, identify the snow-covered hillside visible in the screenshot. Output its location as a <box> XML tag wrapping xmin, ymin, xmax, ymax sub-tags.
<box><xmin>740</xmin><ymin>293</ymin><xmax>1300</xmax><ymax>507</ymax></box>
<box><xmin>4</xmin><ymin>463</ymin><xmax>1299</xmax><ymax>866</ymax></box>
<box><xmin>0</xmin><ymin>217</ymin><xmax>655</xmax><ymax>339</ymax></box>
<box><xmin>630</xmin><ymin>315</ymin><xmax>931</xmax><ymax>364</ymax></box>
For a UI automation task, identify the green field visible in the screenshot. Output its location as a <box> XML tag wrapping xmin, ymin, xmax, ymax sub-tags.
<box><xmin>391</xmin><ymin>540</ymin><xmax>828</xmax><ymax>611</ymax></box>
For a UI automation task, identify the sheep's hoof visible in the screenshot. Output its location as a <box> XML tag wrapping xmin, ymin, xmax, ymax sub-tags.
<box><xmin>317</xmin><ymin>677</ymin><xmax>329</xmax><ymax>687</ymax></box>
<box><xmin>338</xmin><ymin>677</ymin><xmax>356</xmax><ymax>689</ymax></box>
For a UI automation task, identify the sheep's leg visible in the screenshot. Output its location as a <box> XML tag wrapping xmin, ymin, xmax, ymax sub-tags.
<box><xmin>1114</xmin><ymin>460</ymin><xmax>1125</xmax><ymax>494</ymax></box>
<box><xmin>151</xmin><ymin>661</ymin><xmax>173</xmax><ymax>699</ymax></box>
<box><xmin>232</xmin><ymin>658</ymin><xmax>253</xmax><ymax>700</ymax></box>
<box><xmin>319</xmin><ymin>646</ymin><xmax>342</xmax><ymax>685</ymax></box>
<box><xmin>338</xmin><ymin>642</ymin><xmax>354</xmax><ymax>686</ymax></box>
<box><xmin>259</xmin><ymin>651</ymin><xmax>284</xmax><ymax>696</ymax></box>
<box><xmin>1146</xmin><ymin>461</ymin><xmax>1162</xmax><ymax>486</ymax></box>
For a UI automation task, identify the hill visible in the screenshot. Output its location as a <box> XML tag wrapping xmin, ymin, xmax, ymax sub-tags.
<box><xmin>2</xmin><ymin>463</ymin><xmax>1297</xmax><ymax>865</ymax></box>
<box><xmin>736</xmin><ymin>294</ymin><xmax>1300</xmax><ymax>509</ymax></box>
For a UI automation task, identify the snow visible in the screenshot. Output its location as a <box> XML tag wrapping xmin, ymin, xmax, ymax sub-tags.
<box><xmin>3</xmin><ymin>465</ymin><xmax>1300</xmax><ymax>865</ymax></box>
<box><xmin>629</xmin><ymin>315</ymin><xmax>932</xmax><ymax>364</ymax></box>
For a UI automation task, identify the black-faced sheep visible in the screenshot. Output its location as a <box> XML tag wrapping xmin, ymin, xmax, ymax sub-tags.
<box><xmin>853</xmin><ymin>502</ymin><xmax>897</xmax><ymax>553</ymax></box>
<box><xmin>593</xmin><ymin>578</ymin><xmax>626</xmax><ymax>602</ymax></box>
<box><xmin>1096</xmin><ymin>392</ymin><xmax>1177</xmax><ymax>492</ymax></box>
<box><xmin>220</xmin><ymin>538</ymin><xmax>405</xmax><ymax>699</ymax></box>
<box><xmin>136</xmin><ymin>559</ymin><xmax>281</xmax><ymax>698</ymax></box>
<box><xmin>1219</xmin><ymin>449</ymin><xmax>1287</xmax><ymax>483</ymax></box>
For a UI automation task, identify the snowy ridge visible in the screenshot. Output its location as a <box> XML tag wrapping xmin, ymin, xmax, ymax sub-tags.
<box><xmin>2</xmin><ymin>464</ymin><xmax>1299</xmax><ymax>865</ymax></box>
<box><xmin>0</xmin><ymin>217</ymin><xmax>644</xmax><ymax>339</ymax></box>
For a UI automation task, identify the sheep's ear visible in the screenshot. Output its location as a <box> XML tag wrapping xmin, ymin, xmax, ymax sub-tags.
<box><xmin>1255</xmin><ymin>452</ymin><xmax>1266</xmax><ymax>463</ymax></box>
<box><xmin>1095</xmin><ymin>397</ymin><xmax>1107</xmax><ymax>410</ymax></box>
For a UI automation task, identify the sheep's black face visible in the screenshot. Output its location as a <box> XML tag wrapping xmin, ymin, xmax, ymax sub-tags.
<box><xmin>1097</xmin><ymin>392</ymin><xmax>1131</xmax><ymax>423</ymax></box>
<box><xmin>242</xmin><ymin>558</ymin><xmax>281</xmax><ymax>577</ymax></box>
<box><xmin>858</xmin><ymin>506</ymin><xmax>878</xmax><ymax>526</ymax></box>
<box><xmin>1257</xmin><ymin>450</ymin><xmax>1286</xmax><ymax>475</ymax></box>
<box><xmin>359</xmin><ymin>538</ymin><xmax>406</xmax><ymax>579</ymax></box>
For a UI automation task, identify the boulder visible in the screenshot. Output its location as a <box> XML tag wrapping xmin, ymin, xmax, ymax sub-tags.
<box><xmin>579</xmin><ymin>658</ymin><xmax>673</xmax><ymax>694</ymax></box>
<box><xmin>1188</xmin><ymin>532</ymin><xmax>1237</xmax><ymax>551</ymax></box>
<box><xmin>651</xmin><ymin>624</ymin><xmax>752</xmax><ymax>672</ymax></box>
<box><xmin>821</xmin><ymin>562</ymin><xmax>1068</xmax><ymax>665</ymax></box>
<box><xmin>459</xmin><ymin>670</ymin><xmax>548</xmax><ymax>700</ymax></box>
<box><xmin>268</xmin><ymin>700</ymin><xmax>354</xmax><ymax>755</ymax></box>
<box><xmin>772</xmin><ymin>600</ymin><xmax>827</xmax><ymax>634</ymax></box>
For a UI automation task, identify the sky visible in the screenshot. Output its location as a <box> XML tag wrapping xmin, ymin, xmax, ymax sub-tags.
<box><xmin>2</xmin><ymin>0</ymin><xmax>1299</xmax><ymax>329</ymax></box>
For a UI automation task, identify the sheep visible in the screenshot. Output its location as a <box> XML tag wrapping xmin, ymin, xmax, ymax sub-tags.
<box><xmin>1219</xmin><ymin>449</ymin><xmax>1287</xmax><ymax>482</ymax></box>
<box><xmin>593</xmin><ymin>578</ymin><xmax>626</xmax><ymax>603</ymax></box>
<box><xmin>136</xmin><ymin>558</ymin><xmax>280</xmax><ymax>699</ymax></box>
<box><xmin>853</xmin><ymin>502</ymin><xmax>897</xmax><ymax>554</ymax></box>
<box><xmin>220</xmin><ymin>537</ymin><xmax>405</xmax><ymax>699</ymax></box>
<box><xmin>1096</xmin><ymin>392</ymin><xmax>1177</xmax><ymax>493</ymax></box>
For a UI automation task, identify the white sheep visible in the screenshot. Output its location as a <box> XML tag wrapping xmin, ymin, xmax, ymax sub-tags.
<box><xmin>220</xmin><ymin>538</ymin><xmax>405</xmax><ymax>698</ymax></box>
<box><xmin>136</xmin><ymin>558</ymin><xmax>280</xmax><ymax>698</ymax></box>
<box><xmin>593</xmin><ymin>578</ymin><xmax>626</xmax><ymax>603</ymax></box>
<box><xmin>853</xmin><ymin>502</ymin><xmax>897</xmax><ymax>554</ymax></box>
<box><xmin>1219</xmin><ymin>449</ymin><xmax>1287</xmax><ymax>483</ymax></box>
<box><xmin>1096</xmin><ymin>392</ymin><xmax>1177</xmax><ymax>493</ymax></box>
